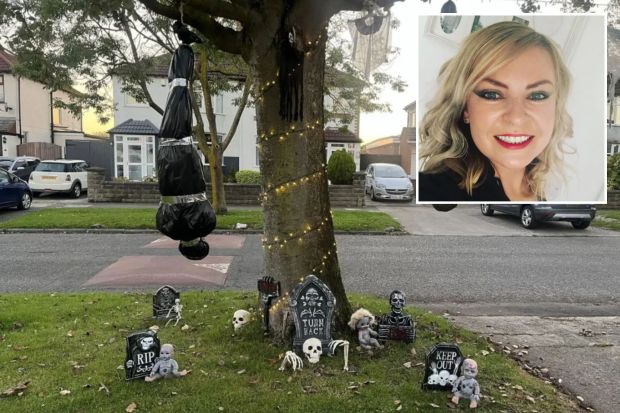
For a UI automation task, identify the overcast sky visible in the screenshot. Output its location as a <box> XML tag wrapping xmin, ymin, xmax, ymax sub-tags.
<box><xmin>358</xmin><ymin>0</ymin><xmax>611</xmax><ymax>142</ymax></box>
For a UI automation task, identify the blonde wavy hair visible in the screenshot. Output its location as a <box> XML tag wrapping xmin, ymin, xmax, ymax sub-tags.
<box><xmin>419</xmin><ymin>21</ymin><xmax>573</xmax><ymax>199</ymax></box>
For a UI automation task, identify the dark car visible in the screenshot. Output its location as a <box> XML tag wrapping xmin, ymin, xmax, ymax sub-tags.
<box><xmin>0</xmin><ymin>156</ymin><xmax>40</xmax><ymax>181</ymax></box>
<box><xmin>480</xmin><ymin>204</ymin><xmax>596</xmax><ymax>229</ymax></box>
<box><xmin>0</xmin><ymin>168</ymin><xmax>33</xmax><ymax>210</ymax></box>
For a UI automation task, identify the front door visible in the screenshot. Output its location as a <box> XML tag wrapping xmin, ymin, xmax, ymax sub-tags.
<box><xmin>114</xmin><ymin>135</ymin><xmax>155</xmax><ymax>181</ymax></box>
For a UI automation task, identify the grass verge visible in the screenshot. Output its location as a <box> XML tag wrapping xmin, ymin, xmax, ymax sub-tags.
<box><xmin>592</xmin><ymin>210</ymin><xmax>620</xmax><ymax>231</ymax></box>
<box><xmin>0</xmin><ymin>291</ymin><xmax>578</xmax><ymax>413</ymax></box>
<box><xmin>0</xmin><ymin>209</ymin><xmax>402</xmax><ymax>232</ymax></box>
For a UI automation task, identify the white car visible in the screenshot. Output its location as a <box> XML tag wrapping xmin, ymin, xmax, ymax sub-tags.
<box><xmin>29</xmin><ymin>159</ymin><xmax>88</xmax><ymax>198</ymax></box>
<box><xmin>365</xmin><ymin>163</ymin><xmax>414</xmax><ymax>201</ymax></box>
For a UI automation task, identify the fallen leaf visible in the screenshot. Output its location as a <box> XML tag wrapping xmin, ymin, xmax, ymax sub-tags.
<box><xmin>396</xmin><ymin>405</ymin><xmax>402</xmax><ymax>411</ymax></box>
<box><xmin>148</xmin><ymin>325</ymin><xmax>160</xmax><ymax>333</ymax></box>
<box><xmin>237</xmin><ymin>369</ymin><xmax>246</xmax><ymax>375</ymax></box>
<box><xmin>59</xmin><ymin>389</ymin><xmax>71</xmax><ymax>396</ymax></box>
<box><xmin>394</xmin><ymin>400</ymin><xmax>401</xmax><ymax>405</ymax></box>
<box><xmin>403</xmin><ymin>362</ymin><xmax>412</xmax><ymax>368</ymax></box>
<box><xmin>429</xmin><ymin>403</ymin><xmax>440</xmax><ymax>408</ymax></box>
<box><xmin>1</xmin><ymin>381</ymin><xmax>30</xmax><ymax>398</ymax></box>
<box><xmin>181</xmin><ymin>324</ymin><xmax>190</xmax><ymax>331</ymax></box>
<box><xmin>481</xmin><ymin>350</ymin><xmax>490</xmax><ymax>356</ymax></box>
<box><xmin>126</xmin><ymin>402</ymin><xmax>137</xmax><ymax>412</ymax></box>
<box><xmin>525</xmin><ymin>396</ymin><xmax>536</xmax><ymax>403</ymax></box>
<box><xmin>576</xmin><ymin>396</ymin><xmax>585</xmax><ymax>402</ymax></box>
<box><xmin>67</xmin><ymin>331</ymin><xmax>74</xmax><ymax>337</ymax></box>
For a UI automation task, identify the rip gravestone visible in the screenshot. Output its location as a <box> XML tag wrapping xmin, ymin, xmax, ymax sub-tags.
<box><xmin>125</xmin><ymin>330</ymin><xmax>161</xmax><ymax>380</ymax></box>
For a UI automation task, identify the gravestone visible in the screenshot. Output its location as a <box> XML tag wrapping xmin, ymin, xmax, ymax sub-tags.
<box><xmin>153</xmin><ymin>285</ymin><xmax>180</xmax><ymax>320</ymax></box>
<box><xmin>289</xmin><ymin>274</ymin><xmax>335</xmax><ymax>354</ymax></box>
<box><xmin>422</xmin><ymin>343</ymin><xmax>464</xmax><ymax>391</ymax></box>
<box><xmin>377</xmin><ymin>290</ymin><xmax>416</xmax><ymax>343</ymax></box>
<box><xmin>257</xmin><ymin>276</ymin><xmax>281</xmax><ymax>331</ymax></box>
<box><xmin>124</xmin><ymin>330</ymin><xmax>161</xmax><ymax>380</ymax></box>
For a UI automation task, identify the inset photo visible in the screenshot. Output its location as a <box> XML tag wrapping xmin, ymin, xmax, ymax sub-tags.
<box><xmin>417</xmin><ymin>15</ymin><xmax>606</xmax><ymax>203</ymax></box>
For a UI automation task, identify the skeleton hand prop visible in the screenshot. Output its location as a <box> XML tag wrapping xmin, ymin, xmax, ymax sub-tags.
<box><xmin>279</xmin><ymin>351</ymin><xmax>303</xmax><ymax>372</ymax></box>
<box><xmin>328</xmin><ymin>340</ymin><xmax>350</xmax><ymax>372</ymax></box>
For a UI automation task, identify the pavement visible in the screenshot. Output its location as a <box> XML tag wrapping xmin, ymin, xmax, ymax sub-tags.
<box><xmin>1</xmin><ymin>197</ymin><xmax>619</xmax><ymax>412</ymax></box>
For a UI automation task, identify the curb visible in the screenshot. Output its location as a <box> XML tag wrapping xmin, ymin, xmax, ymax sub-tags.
<box><xmin>0</xmin><ymin>228</ymin><xmax>409</xmax><ymax>236</ymax></box>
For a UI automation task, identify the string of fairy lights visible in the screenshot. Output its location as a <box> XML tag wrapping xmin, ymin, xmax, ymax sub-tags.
<box><xmin>250</xmin><ymin>29</ymin><xmax>338</xmax><ymax>282</ymax></box>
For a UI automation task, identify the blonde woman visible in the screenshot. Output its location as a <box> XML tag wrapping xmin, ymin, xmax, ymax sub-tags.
<box><xmin>418</xmin><ymin>21</ymin><xmax>572</xmax><ymax>202</ymax></box>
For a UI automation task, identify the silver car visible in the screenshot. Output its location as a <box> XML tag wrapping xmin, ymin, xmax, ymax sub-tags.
<box><xmin>480</xmin><ymin>204</ymin><xmax>596</xmax><ymax>229</ymax></box>
<box><xmin>365</xmin><ymin>163</ymin><xmax>413</xmax><ymax>201</ymax></box>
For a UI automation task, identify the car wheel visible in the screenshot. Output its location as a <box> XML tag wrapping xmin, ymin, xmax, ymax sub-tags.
<box><xmin>18</xmin><ymin>192</ymin><xmax>32</xmax><ymax>210</ymax></box>
<box><xmin>480</xmin><ymin>204</ymin><xmax>494</xmax><ymax>216</ymax></box>
<box><xmin>520</xmin><ymin>206</ymin><xmax>537</xmax><ymax>229</ymax></box>
<box><xmin>71</xmin><ymin>182</ymin><xmax>82</xmax><ymax>198</ymax></box>
<box><xmin>571</xmin><ymin>220</ymin><xmax>591</xmax><ymax>229</ymax></box>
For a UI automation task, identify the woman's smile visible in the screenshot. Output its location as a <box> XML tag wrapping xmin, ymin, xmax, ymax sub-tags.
<box><xmin>494</xmin><ymin>134</ymin><xmax>534</xmax><ymax>149</ymax></box>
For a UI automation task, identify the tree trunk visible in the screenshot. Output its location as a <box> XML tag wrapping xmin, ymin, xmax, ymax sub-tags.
<box><xmin>254</xmin><ymin>28</ymin><xmax>351</xmax><ymax>336</ymax></box>
<box><xmin>206</xmin><ymin>145</ymin><xmax>227</xmax><ymax>215</ymax></box>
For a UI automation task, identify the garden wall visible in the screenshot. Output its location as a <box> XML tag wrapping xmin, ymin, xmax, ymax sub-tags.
<box><xmin>599</xmin><ymin>190</ymin><xmax>620</xmax><ymax>210</ymax></box>
<box><xmin>87</xmin><ymin>168</ymin><xmax>366</xmax><ymax>208</ymax></box>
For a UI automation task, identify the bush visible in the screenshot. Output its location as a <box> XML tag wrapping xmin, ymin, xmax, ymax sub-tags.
<box><xmin>609</xmin><ymin>153</ymin><xmax>620</xmax><ymax>190</ymax></box>
<box><xmin>327</xmin><ymin>149</ymin><xmax>356</xmax><ymax>185</ymax></box>
<box><xmin>235</xmin><ymin>170</ymin><xmax>261</xmax><ymax>184</ymax></box>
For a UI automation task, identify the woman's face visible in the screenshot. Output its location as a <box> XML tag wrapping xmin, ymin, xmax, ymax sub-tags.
<box><xmin>463</xmin><ymin>46</ymin><xmax>557</xmax><ymax>172</ymax></box>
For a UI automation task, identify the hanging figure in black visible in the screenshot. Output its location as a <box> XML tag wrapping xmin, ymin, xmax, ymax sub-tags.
<box><xmin>156</xmin><ymin>20</ymin><xmax>216</xmax><ymax>260</ymax></box>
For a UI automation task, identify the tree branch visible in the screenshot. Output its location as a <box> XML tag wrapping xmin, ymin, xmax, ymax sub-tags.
<box><xmin>186</xmin><ymin>0</ymin><xmax>251</xmax><ymax>25</ymax></box>
<box><xmin>138</xmin><ymin>0</ymin><xmax>244</xmax><ymax>55</ymax></box>
<box><xmin>130</xmin><ymin>9</ymin><xmax>175</xmax><ymax>54</ymax></box>
<box><xmin>222</xmin><ymin>72</ymin><xmax>251</xmax><ymax>151</ymax></box>
<box><xmin>117</xmin><ymin>10</ymin><xmax>164</xmax><ymax>115</ymax></box>
<box><xmin>327</xmin><ymin>0</ymin><xmax>403</xmax><ymax>15</ymax></box>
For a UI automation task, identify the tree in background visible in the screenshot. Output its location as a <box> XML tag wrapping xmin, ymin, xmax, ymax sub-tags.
<box><xmin>327</xmin><ymin>149</ymin><xmax>356</xmax><ymax>185</ymax></box>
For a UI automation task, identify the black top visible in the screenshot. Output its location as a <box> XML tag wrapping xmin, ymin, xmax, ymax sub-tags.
<box><xmin>418</xmin><ymin>166</ymin><xmax>509</xmax><ymax>202</ymax></box>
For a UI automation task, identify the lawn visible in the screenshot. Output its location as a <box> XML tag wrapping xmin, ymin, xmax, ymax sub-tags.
<box><xmin>0</xmin><ymin>291</ymin><xmax>579</xmax><ymax>413</ymax></box>
<box><xmin>592</xmin><ymin>210</ymin><xmax>620</xmax><ymax>231</ymax></box>
<box><xmin>0</xmin><ymin>209</ymin><xmax>402</xmax><ymax>232</ymax></box>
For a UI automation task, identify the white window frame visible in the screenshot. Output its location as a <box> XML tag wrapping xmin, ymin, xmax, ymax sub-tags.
<box><xmin>610</xmin><ymin>144</ymin><xmax>620</xmax><ymax>156</ymax></box>
<box><xmin>113</xmin><ymin>134</ymin><xmax>155</xmax><ymax>180</ymax></box>
<box><xmin>0</xmin><ymin>75</ymin><xmax>4</xmax><ymax>103</ymax></box>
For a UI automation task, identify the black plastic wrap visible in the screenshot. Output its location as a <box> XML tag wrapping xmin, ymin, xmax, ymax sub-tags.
<box><xmin>157</xmin><ymin>142</ymin><xmax>206</xmax><ymax>196</ymax></box>
<box><xmin>159</xmin><ymin>44</ymin><xmax>194</xmax><ymax>140</ymax></box>
<box><xmin>156</xmin><ymin>201</ymin><xmax>216</xmax><ymax>242</ymax></box>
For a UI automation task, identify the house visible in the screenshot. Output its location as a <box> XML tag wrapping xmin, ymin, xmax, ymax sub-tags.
<box><xmin>608</xmin><ymin>25</ymin><xmax>620</xmax><ymax>156</ymax></box>
<box><xmin>112</xmin><ymin>55</ymin><xmax>365</xmax><ymax>180</ymax></box>
<box><xmin>0</xmin><ymin>50</ymin><xmax>89</xmax><ymax>159</ymax></box>
<box><xmin>360</xmin><ymin>101</ymin><xmax>416</xmax><ymax>175</ymax></box>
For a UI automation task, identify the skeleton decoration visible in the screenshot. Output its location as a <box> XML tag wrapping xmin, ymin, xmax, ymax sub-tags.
<box><xmin>258</xmin><ymin>276</ymin><xmax>281</xmax><ymax>331</ymax></box>
<box><xmin>279</xmin><ymin>351</ymin><xmax>304</xmax><ymax>372</ymax></box>
<box><xmin>145</xmin><ymin>343</ymin><xmax>188</xmax><ymax>382</ymax></box>
<box><xmin>232</xmin><ymin>309</ymin><xmax>251</xmax><ymax>332</ymax></box>
<box><xmin>155</xmin><ymin>23</ymin><xmax>216</xmax><ymax>261</ymax></box>
<box><xmin>124</xmin><ymin>330</ymin><xmax>161</xmax><ymax>380</ymax></box>
<box><xmin>452</xmin><ymin>359</ymin><xmax>481</xmax><ymax>409</ymax></box>
<box><xmin>164</xmin><ymin>298</ymin><xmax>183</xmax><ymax>327</ymax></box>
<box><xmin>422</xmin><ymin>343</ymin><xmax>464</xmax><ymax>391</ymax></box>
<box><xmin>153</xmin><ymin>285</ymin><xmax>180</xmax><ymax>320</ymax></box>
<box><xmin>328</xmin><ymin>340</ymin><xmax>350</xmax><ymax>371</ymax></box>
<box><xmin>348</xmin><ymin>308</ymin><xmax>383</xmax><ymax>351</ymax></box>
<box><xmin>377</xmin><ymin>290</ymin><xmax>415</xmax><ymax>343</ymax></box>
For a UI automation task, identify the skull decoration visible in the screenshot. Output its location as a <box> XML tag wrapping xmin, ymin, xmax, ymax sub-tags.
<box><xmin>232</xmin><ymin>309</ymin><xmax>251</xmax><ymax>331</ymax></box>
<box><xmin>302</xmin><ymin>338</ymin><xmax>323</xmax><ymax>364</ymax></box>
<box><xmin>439</xmin><ymin>370</ymin><xmax>450</xmax><ymax>386</ymax></box>
<box><xmin>140</xmin><ymin>336</ymin><xmax>155</xmax><ymax>351</ymax></box>
<box><xmin>304</xmin><ymin>288</ymin><xmax>320</xmax><ymax>307</ymax></box>
<box><xmin>389</xmin><ymin>290</ymin><xmax>406</xmax><ymax>314</ymax></box>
